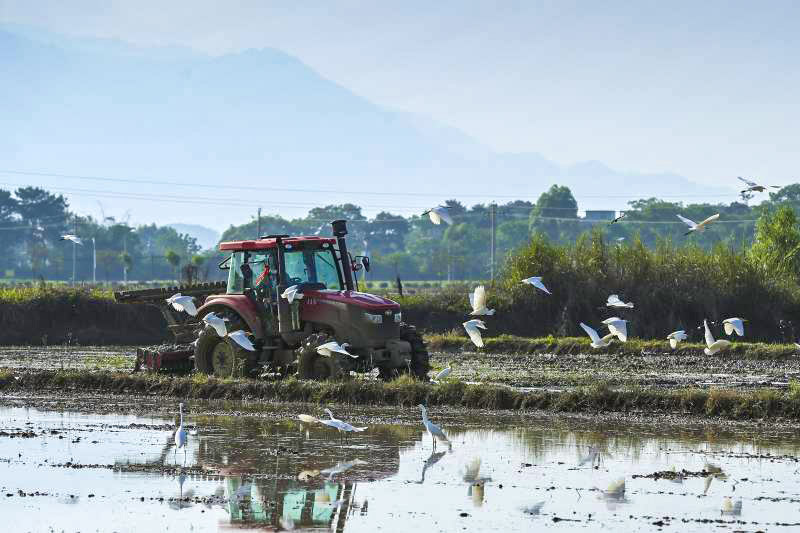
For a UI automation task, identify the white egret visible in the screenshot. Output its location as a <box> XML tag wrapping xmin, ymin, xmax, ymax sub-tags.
<box><xmin>166</xmin><ymin>293</ymin><xmax>198</xmax><ymax>316</ymax></box>
<box><xmin>318</xmin><ymin>409</ymin><xmax>367</xmax><ymax>441</ymax></box>
<box><xmin>174</xmin><ymin>402</ymin><xmax>188</xmax><ymax>464</ymax></box>
<box><xmin>721</xmin><ymin>496</ymin><xmax>742</xmax><ymax>515</ymax></box>
<box><xmin>602</xmin><ymin>317</ymin><xmax>628</xmax><ymax>342</ymax></box>
<box><xmin>579</xmin><ymin>445</ymin><xmax>600</xmax><ymax>467</ymax></box>
<box><xmin>424</xmin><ymin>206</ymin><xmax>453</xmax><ymax>225</ymax></box>
<box><xmin>202</xmin><ymin>312</ymin><xmax>228</xmax><ymax>337</ymax></box>
<box><xmin>462</xmin><ymin>457</ymin><xmax>483</xmax><ymax>483</ymax></box>
<box><xmin>676</xmin><ymin>213</ymin><xmax>720</xmax><ymax>235</ymax></box>
<box><xmin>580</xmin><ymin>322</ymin><xmax>616</xmax><ymax>349</ymax></box>
<box><xmin>795</xmin><ymin>342</ymin><xmax>800</xmax><ymax>351</ymax></box>
<box><xmin>722</xmin><ymin>317</ymin><xmax>745</xmax><ymax>337</ymax></box>
<box><xmin>431</xmin><ymin>362</ymin><xmax>451</xmax><ymax>383</ymax></box>
<box><xmin>606</xmin><ymin>294</ymin><xmax>634</xmax><ymax>309</ymax></box>
<box><xmin>463</xmin><ymin>319</ymin><xmax>487</xmax><ymax>348</ymax></box>
<box><xmin>737</xmin><ymin>176</ymin><xmax>779</xmax><ymax>194</ymax></box>
<box><xmin>521</xmin><ymin>501</ymin><xmax>545</xmax><ymax>515</ymax></box>
<box><xmin>298</xmin><ymin>414</ymin><xmax>319</xmax><ymax>424</ymax></box>
<box><xmin>281</xmin><ymin>285</ymin><xmax>304</xmax><ymax>304</ymax></box>
<box><xmin>667</xmin><ymin>330</ymin><xmax>688</xmax><ymax>349</ymax></box>
<box><xmin>297</xmin><ymin>469</ymin><xmax>320</xmax><ymax>481</ymax></box>
<box><xmin>60</xmin><ymin>234</ymin><xmax>83</xmax><ymax>245</ymax></box>
<box><xmin>704</xmin><ymin>319</ymin><xmax>732</xmax><ymax>355</ymax></box>
<box><xmin>615</xmin><ymin>237</ymin><xmax>626</xmax><ymax>242</ymax></box>
<box><xmin>418</xmin><ymin>404</ymin><xmax>451</xmax><ymax>451</ymax></box>
<box><xmin>605</xmin><ymin>478</ymin><xmax>626</xmax><ymax>498</ymax></box>
<box><xmin>610</xmin><ymin>213</ymin><xmax>626</xmax><ymax>224</ymax></box>
<box><xmin>317</xmin><ymin>341</ymin><xmax>358</xmax><ymax>358</ymax></box>
<box><xmin>703</xmin><ymin>474</ymin><xmax>714</xmax><ymax>495</ymax></box>
<box><xmin>469</xmin><ymin>285</ymin><xmax>495</xmax><ymax>315</ymax></box>
<box><xmin>228</xmin><ymin>330</ymin><xmax>256</xmax><ymax>351</ymax></box>
<box><xmin>521</xmin><ymin>276</ymin><xmax>551</xmax><ymax>295</ymax></box>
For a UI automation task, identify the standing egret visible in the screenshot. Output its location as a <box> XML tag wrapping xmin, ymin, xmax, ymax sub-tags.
<box><xmin>317</xmin><ymin>341</ymin><xmax>358</xmax><ymax>358</ymax></box>
<box><xmin>281</xmin><ymin>285</ymin><xmax>304</xmax><ymax>304</ymax></box>
<box><xmin>677</xmin><ymin>213</ymin><xmax>720</xmax><ymax>235</ymax></box>
<box><xmin>418</xmin><ymin>404</ymin><xmax>451</xmax><ymax>451</ymax></box>
<box><xmin>60</xmin><ymin>234</ymin><xmax>83</xmax><ymax>245</ymax></box>
<box><xmin>602</xmin><ymin>317</ymin><xmax>628</xmax><ymax>342</ymax></box>
<box><xmin>174</xmin><ymin>403</ymin><xmax>188</xmax><ymax>464</ymax></box>
<box><xmin>606</xmin><ymin>294</ymin><xmax>634</xmax><ymax>309</ymax></box>
<box><xmin>166</xmin><ymin>293</ymin><xmax>198</xmax><ymax>316</ymax></box>
<box><xmin>431</xmin><ymin>362</ymin><xmax>451</xmax><ymax>383</ymax></box>
<box><xmin>423</xmin><ymin>206</ymin><xmax>453</xmax><ymax>225</ymax></box>
<box><xmin>521</xmin><ymin>276</ymin><xmax>551</xmax><ymax>295</ymax></box>
<box><xmin>469</xmin><ymin>285</ymin><xmax>495</xmax><ymax>315</ymax></box>
<box><xmin>667</xmin><ymin>330</ymin><xmax>688</xmax><ymax>349</ymax></box>
<box><xmin>722</xmin><ymin>317</ymin><xmax>746</xmax><ymax>337</ymax></box>
<box><xmin>202</xmin><ymin>312</ymin><xmax>228</xmax><ymax>337</ymax></box>
<box><xmin>580</xmin><ymin>322</ymin><xmax>616</xmax><ymax>349</ymax></box>
<box><xmin>737</xmin><ymin>176</ymin><xmax>779</xmax><ymax>194</ymax></box>
<box><xmin>463</xmin><ymin>319</ymin><xmax>487</xmax><ymax>348</ymax></box>
<box><xmin>703</xmin><ymin>320</ymin><xmax>732</xmax><ymax>355</ymax></box>
<box><xmin>228</xmin><ymin>330</ymin><xmax>256</xmax><ymax>351</ymax></box>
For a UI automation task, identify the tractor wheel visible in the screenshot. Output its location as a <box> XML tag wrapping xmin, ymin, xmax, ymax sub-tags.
<box><xmin>399</xmin><ymin>323</ymin><xmax>430</xmax><ymax>381</ymax></box>
<box><xmin>296</xmin><ymin>333</ymin><xmax>346</xmax><ymax>381</ymax></box>
<box><xmin>194</xmin><ymin>313</ymin><xmax>257</xmax><ymax>378</ymax></box>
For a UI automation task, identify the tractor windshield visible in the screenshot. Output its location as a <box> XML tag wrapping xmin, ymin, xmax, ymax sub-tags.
<box><xmin>283</xmin><ymin>246</ymin><xmax>342</xmax><ymax>290</ymax></box>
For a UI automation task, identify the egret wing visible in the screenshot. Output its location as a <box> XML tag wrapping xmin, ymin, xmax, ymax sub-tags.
<box><xmin>228</xmin><ymin>330</ymin><xmax>256</xmax><ymax>351</ymax></box>
<box><xmin>436</xmin><ymin>208</ymin><xmax>453</xmax><ymax>225</ymax></box>
<box><xmin>533</xmin><ymin>278</ymin><xmax>551</xmax><ymax>294</ymax></box>
<box><xmin>703</xmin><ymin>320</ymin><xmax>715</xmax><ymax>348</ymax></box>
<box><xmin>472</xmin><ymin>286</ymin><xmax>487</xmax><ymax>311</ymax></box>
<box><xmin>698</xmin><ymin>213</ymin><xmax>720</xmax><ymax>227</ymax></box>
<box><xmin>737</xmin><ymin>176</ymin><xmax>757</xmax><ymax>188</ymax></box>
<box><xmin>464</xmin><ymin>321</ymin><xmax>485</xmax><ymax>348</ymax></box>
<box><xmin>580</xmin><ymin>322</ymin><xmax>601</xmax><ymax>344</ymax></box>
<box><xmin>669</xmin><ymin>337</ymin><xmax>678</xmax><ymax>349</ymax></box>
<box><xmin>676</xmin><ymin>214</ymin><xmax>697</xmax><ymax>229</ymax></box>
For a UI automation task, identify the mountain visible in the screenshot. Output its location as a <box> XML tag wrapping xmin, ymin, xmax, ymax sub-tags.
<box><xmin>1</xmin><ymin>27</ymin><xmax>732</xmax><ymax>229</ymax></box>
<box><xmin>167</xmin><ymin>224</ymin><xmax>221</xmax><ymax>250</ymax></box>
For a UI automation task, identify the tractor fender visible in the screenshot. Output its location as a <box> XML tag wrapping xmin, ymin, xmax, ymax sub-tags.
<box><xmin>196</xmin><ymin>294</ymin><xmax>264</xmax><ymax>339</ymax></box>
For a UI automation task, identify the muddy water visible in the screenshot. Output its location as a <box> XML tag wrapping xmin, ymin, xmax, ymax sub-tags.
<box><xmin>1</xmin><ymin>404</ymin><xmax>799</xmax><ymax>532</ymax></box>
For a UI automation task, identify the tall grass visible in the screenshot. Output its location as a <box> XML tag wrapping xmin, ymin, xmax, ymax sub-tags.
<box><xmin>0</xmin><ymin>285</ymin><xmax>113</xmax><ymax>304</ymax></box>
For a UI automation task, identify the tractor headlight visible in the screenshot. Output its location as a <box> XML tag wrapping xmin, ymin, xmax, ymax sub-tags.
<box><xmin>394</xmin><ymin>312</ymin><xmax>402</xmax><ymax>323</ymax></box>
<box><xmin>364</xmin><ymin>312</ymin><xmax>383</xmax><ymax>325</ymax></box>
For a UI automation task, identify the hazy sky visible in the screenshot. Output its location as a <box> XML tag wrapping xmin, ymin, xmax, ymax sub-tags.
<box><xmin>2</xmin><ymin>0</ymin><xmax>798</xmax><ymax>191</ymax></box>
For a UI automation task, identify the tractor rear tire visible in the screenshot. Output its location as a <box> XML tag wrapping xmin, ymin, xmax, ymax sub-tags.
<box><xmin>399</xmin><ymin>323</ymin><xmax>430</xmax><ymax>381</ymax></box>
<box><xmin>296</xmin><ymin>333</ymin><xmax>346</xmax><ymax>381</ymax></box>
<box><xmin>194</xmin><ymin>313</ymin><xmax>257</xmax><ymax>378</ymax></box>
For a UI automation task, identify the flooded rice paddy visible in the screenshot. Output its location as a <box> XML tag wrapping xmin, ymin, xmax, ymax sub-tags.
<box><xmin>1</xmin><ymin>400</ymin><xmax>799</xmax><ymax>532</ymax></box>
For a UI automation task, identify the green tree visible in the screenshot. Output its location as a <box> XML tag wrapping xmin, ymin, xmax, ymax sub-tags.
<box><xmin>165</xmin><ymin>250</ymin><xmax>181</xmax><ymax>281</ymax></box>
<box><xmin>120</xmin><ymin>251</ymin><xmax>133</xmax><ymax>283</ymax></box>
<box><xmin>532</xmin><ymin>185</ymin><xmax>578</xmax><ymax>218</ymax></box>
<box><xmin>749</xmin><ymin>206</ymin><xmax>800</xmax><ymax>275</ymax></box>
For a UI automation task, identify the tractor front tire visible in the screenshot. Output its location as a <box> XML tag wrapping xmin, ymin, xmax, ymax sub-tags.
<box><xmin>194</xmin><ymin>314</ymin><xmax>257</xmax><ymax>378</ymax></box>
<box><xmin>296</xmin><ymin>333</ymin><xmax>346</xmax><ymax>381</ymax></box>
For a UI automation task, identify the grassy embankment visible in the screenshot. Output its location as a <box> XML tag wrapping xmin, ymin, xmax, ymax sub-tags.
<box><xmin>1</xmin><ymin>368</ymin><xmax>800</xmax><ymax>421</ymax></box>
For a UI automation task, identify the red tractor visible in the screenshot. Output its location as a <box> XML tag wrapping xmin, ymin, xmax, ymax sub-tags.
<box><xmin>115</xmin><ymin>220</ymin><xmax>429</xmax><ymax>381</ymax></box>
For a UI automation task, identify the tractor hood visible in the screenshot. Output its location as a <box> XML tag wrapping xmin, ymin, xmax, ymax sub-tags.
<box><xmin>303</xmin><ymin>290</ymin><xmax>400</xmax><ymax>311</ymax></box>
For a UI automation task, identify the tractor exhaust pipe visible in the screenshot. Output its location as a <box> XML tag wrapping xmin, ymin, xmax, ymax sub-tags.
<box><xmin>331</xmin><ymin>219</ymin><xmax>355</xmax><ymax>292</ymax></box>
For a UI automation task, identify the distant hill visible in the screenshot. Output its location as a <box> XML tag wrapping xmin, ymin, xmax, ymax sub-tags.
<box><xmin>1</xmin><ymin>27</ymin><xmax>732</xmax><ymax>229</ymax></box>
<box><xmin>166</xmin><ymin>224</ymin><xmax>220</xmax><ymax>250</ymax></box>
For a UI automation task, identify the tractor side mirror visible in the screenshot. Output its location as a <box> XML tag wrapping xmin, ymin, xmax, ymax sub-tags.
<box><xmin>361</xmin><ymin>256</ymin><xmax>370</xmax><ymax>272</ymax></box>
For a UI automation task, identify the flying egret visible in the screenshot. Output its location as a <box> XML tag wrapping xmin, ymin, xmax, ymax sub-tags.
<box><xmin>602</xmin><ymin>317</ymin><xmax>628</xmax><ymax>342</ymax></box>
<box><xmin>580</xmin><ymin>322</ymin><xmax>616</xmax><ymax>349</ymax></box>
<box><xmin>704</xmin><ymin>319</ymin><xmax>732</xmax><ymax>355</ymax></box>
<box><xmin>737</xmin><ymin>176</ymin><xmax>779</xmax><ymax>194</ymax></box>
<box><xmin>463</xmin><ymin>319</ymin><xmax>487</xmax><ymax>348</ymax></box>
<box><xmin>281</xmin><ymin>285</ymin><xmax>304</xmax><ymax>304</ymax></box>
<box><xmin>606</xmin><ymin>294</ymin><xmax>634</xmax><ymax>309</ymax></box>
<box><xmin>721</xmin><ymin>497</ymin><xmax>742</xmax><ymax>515</ymax></box>
<box><xmin>469</xmin><ymin>285</ymin><xmax>495</xmax><ymax>315</ymax></box>
<box><xmin>60</xmin><ymin>234</ymin><xmax>83</xmax><ymax>245</ymax></box>
<box><xmin>722</xmin><ymin>317</ymin><xmax>746</xmax><ymax>337</ymax></box>
<box><xmin>228</xmin><ymin>330</ymin><xmax>256</xmax><ymax>351</ymax></box>
<box><xmin>431</xmin><ymin>362</ymin><xmax>451</xmax><ymax>383</ymax></box>
<box><xmin>610</xmin><ymin>213</ymin><xmax>626</xmax><ymax>224</ymax></box>
<box><xmin>317</xmin><ymin>341</ymin><xmax>358</xmax><ymax>358</ymax></box>
<box><xmin>423</xmin><ymin>206</ymin><xmax>453</xmax><ymax>225</ymax></box>
<box><xmin>202</xmin><ymin>312</ymin><xmax>228</xmax><ymax>337</ymax></box>
<box><xmin>676</xmin><ymin>213</ymin><xmax>720</xmax><ymax>236</ymax></box>
<box><xmin>418</xmin><ymin>404</ymin><xmax>451</xmax><ymax>451</ymax></box>
<box><xmin>317</xmin><ymin>409</ymin><xmax>367</xmax><ymax>442</ymax></box>
<box><xmin>667</xmin><ymin>330</ymin><xmax>688</xmax><ymax>349</ymax></box>
<box><xmin>166</xmin><ymin>293</ymin><xmax>198</xmax><ymax>317</ymax></box>
<box><xmin>521</xmin><ymin>276</ymin><xmax>551</xmax><ymax>295</ymax></box>
<box><xmin>174</xmin><ymin>402</ymin><xmax>188</xmax><ymax>464</ymax></box>
<box><xmin>615</xmin><ymin>237</ymin><xmax>626</xmax><ymax>242</ymax></box>
<box><xmin>703</xmin><ymin>474</ymin><xmax>714</xmax><ymax>495</ymax></box>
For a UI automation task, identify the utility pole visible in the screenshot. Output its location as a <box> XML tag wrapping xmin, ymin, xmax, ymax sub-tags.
<box><xmin>489</xmin><ymin>203</ymin><xmax>497</xmax><ymax>281</ymax></box>
<box><xmin>72</xmin><ymin>214</ymin><xmax>77</xmax><ymax>286</ymax></box>
<box><xmin>123</xmin><ymin>232</ymin><xmax>128</xmax><ymax>284</ymax></box>
<box><xmin>92</xmin><ymin>237</ymin><xmax>96</xmax><ymax>284</ymax></box>
<box><xmin>256</xmin><ymin>207</ymin><xmax>262</xmax><ymax>239</ymax></box>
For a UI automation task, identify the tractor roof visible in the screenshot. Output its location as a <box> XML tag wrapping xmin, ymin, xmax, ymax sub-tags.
<box><xmin>218</xmin><ymin>236</ymin><xmax>336</xmax><ymax>251</ymax></box>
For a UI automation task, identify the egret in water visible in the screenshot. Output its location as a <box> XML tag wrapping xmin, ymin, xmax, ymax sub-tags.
<box><xmin>521</xmin><ymin>276</ymin><xmax>551</xmax><ymax>295</ymax></box>
<box><xmin>463</xmin><ymin>319</ymin><xmax>487</xmax><ymax>348</ymax></box>
<box><xmin>704</xmin><ymin>319</ymin><xmax>732</xmax><ymax>355</ymax></box>
<box><xmin>202</xmin><ymin>312</ymin><xmax>228</xmax><ymax>337</ymax></box>
<box><xmin>737</xmin><ymin>176</ymin><xmax>779</xmax><ymax>194</ymax></box>
<box><xmin>320</xmin><ymin>459</ymin><xmax>368</xmax><ymax>479</ymax></box>
<box><xmin>431</xmin><ymin>362</ymin><xmax>451</xmax><ymax>383</ymax></box>
<box><xmin>227</xmin><ymin>330</ymin><xmax>256</xmax><ymax>351</ymax></box>
<box><xmin>602</xmin><ymin>317</ymin><xmax>628</xmax><ymax>342</ymax></box>
<box><xmin>722</xmin><ymin>317</ymin><xmax>746</xmax><ymax>337</ymax></box>
<box><xmin>281</xmin><ymin>285</ymin><xmax>304</xmax><ymax>304</ymax></box>
<box><xmin>677</xmin><ymin>213</ymin><xmax>720</xmax><ymax>236</ymax></box>
<box><xmin>580</xmin><ymin>322</ymin><xmax>616</xmax><ymax>349</ymax></box>
<box><xmin>174</xmin><ymin>403</ymin><xmax>188</xmax><ymax>464</ymax></box>
<box><xmin>604</xmin><ymin>478</ymin><xmax>626</xmax><ymax>499</ymax></box>
<box><xmin>307</xmin><ymin>409</ymin><xmax>367</xmax><ymax>443</ymax></box>
<box><xmin>317</xmin><ymin>341</ymin><xmax>358</xmax><ymax>358</ymax></box>
<box><xmin>606</xmin><ymin>294</ymin><xmax>634</xmax><ymax>309</ymax></box>
<box><xmin>60</xmin><ymin>234</ymin><xmax>83</xmax><ymax>245</ymax></box>
<box><xmin>721</xmin><ymin>496</ymin><xmax>742</xmax><ymax>515</ymax></box>
<box><xmin>423</xmin><ymin>205</ymin><xmax>453</xmax><ymax>225</ymax></box>
<box><xmin>667</xmin><ymin>330</ymin><xmax>688</xmax><ymax>349</ymax></box>
<box><xmin>418</xmin><ymin>404</ymin><xmax>451</xmax><ymax>451</ymax></box>
<box><xmin>469</xmin><ymin>285</ymin><xmax>495</xmax><ymax>316</ymax></box>
<box><xmin>166</xmin><ymin>293</ymin><xmax>198</xmax><ymax>316</ymax></box>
